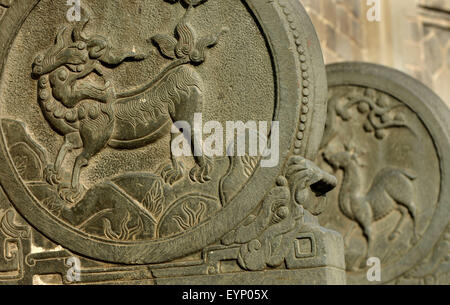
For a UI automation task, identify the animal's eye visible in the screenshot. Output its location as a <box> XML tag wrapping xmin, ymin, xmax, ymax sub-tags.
<box><xmin>34</xmin><ymin>54</ymin><xmax>44</xmax><ymax>64</ymax></box>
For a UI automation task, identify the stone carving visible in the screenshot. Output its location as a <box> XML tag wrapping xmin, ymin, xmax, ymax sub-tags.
<box><xmin>319</xmin><ymin>62</ymin><xmax>450</xmax><ymax>284</ymax></box>
<box><xmin>0</xmin><ymin>0</ymin><xmax>344</xmax><ymax>284</ymax></box>
<box><xmin>32</xmin><ymin>5</ymin><xmax>226</xmax><ymax>203</ymax></box>
<box><xmin>395</xmin><ymin>225</ymin><xmax>450</xmax><ymax>285</ymax></box>
<box><xmin>241</xmin><ymin>155</ymin><xmax>259</xmax><ymax>178</ymax></box>
<box><xmin>323</xmin><ymin>142</ymin><xmax>419</xmax><ymax>257</ymax></box>
<box><xmin>172</xmin><ymin>201</ymin><xmax>207</xmax><ymax>231</ymax></box>
<box><xmin>0</xmin><ymin>205</ymin><xmax>31</xmax><ymax>283</ymax></box>
<box><xmin>322</xmin><ymin>88</ymin><xmax>414</xmax><ymax>145</ymax></box>
<box><xmin>0</xmin><ymin>0</ymin><xmax>13</xmax><ymax>8</ymax></box>
<box><xmin>222</xmin><ymin>156</ymin><xmax>337</xmax><ymax>271</ymax></box>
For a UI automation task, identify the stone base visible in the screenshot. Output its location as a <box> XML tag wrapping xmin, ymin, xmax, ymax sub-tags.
<box><xmin>154</xmin><ymin>267</ymin><xmax>346</xmax><ymax>285</ymax></box>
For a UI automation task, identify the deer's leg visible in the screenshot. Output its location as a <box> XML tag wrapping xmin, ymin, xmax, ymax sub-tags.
<box><xmin>354</xmin><ymin>202</ymin><xmax>374</xmax><ymax>258</ymax></box>
<box><xmin>44</xmin><ymin>133</ymin><xmax>82</xmax><ymax>185</ymax></box>
<box><xmin>389</xmin><ymin>205</ymin><xmax>408</xmax><ymax>241</ymax></box>
<box><xmin>399</xmin><ymin>200</ymin><xmax>419</xmax><ymax>243</ymax></box>
<box><xmin>391</xmin><ymin>201</ymin><xmax>419</xmax><ymax>243</ymax></box>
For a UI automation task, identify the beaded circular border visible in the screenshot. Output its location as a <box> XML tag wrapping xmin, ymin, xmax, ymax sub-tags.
<box><xmin>278</xmin><ymin>0</ymin><xmax>311</xmax><ymax>155</ymax></box>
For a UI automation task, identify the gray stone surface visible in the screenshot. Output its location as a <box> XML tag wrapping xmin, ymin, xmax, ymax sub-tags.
<box><xmin>318</xmin><ymin>62</ymin><xmax>450</xmax><ymax>285</ymax></box>
<box><xmin>0</xmin><ymin>0</ymin><xmax>344</xmax><ymax>284</ymax></box>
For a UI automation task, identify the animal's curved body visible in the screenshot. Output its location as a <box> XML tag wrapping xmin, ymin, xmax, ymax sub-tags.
<box><xmin>40</xmin><ymin>64</ymin><xmax>201</xmax><ymax>145</ymax></box>
<box><xmin>37</xmin><ymin>63</ymin><xmax>208</xmax><ymax>202</ymax></box>
<box><xmin>324</xmin><ymin>149</ymin><xmax>418</xmax><ymax>257</ymax></box>
<box><xmin>362</xmin><ymin>168</ymin><xmax>416</xmax><ymax>221</ymax></box>
<box><xmin>32</xmin><ymin>5</ymin><xmax>224</xmax><ymax>202</ymax></box>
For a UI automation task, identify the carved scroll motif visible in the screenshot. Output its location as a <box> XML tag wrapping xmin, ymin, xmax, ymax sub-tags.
<box><xmin>222</xmin><ymin>156</ymin><xmax>337</xmax><ymax>271</ymax></box>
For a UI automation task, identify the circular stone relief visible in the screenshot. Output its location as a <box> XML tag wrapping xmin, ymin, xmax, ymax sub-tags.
<box><xmin>0</xmin><ymin>0</ymin><xmax>327</xmax><ymax>264</ymax></box>
<box><xmin>317</xmin><ymin>62</ymin><xmax>450</xmax><ymax>284</ymax></box>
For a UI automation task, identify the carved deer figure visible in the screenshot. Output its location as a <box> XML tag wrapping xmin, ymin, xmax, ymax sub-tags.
<box><xmin>323</xmin><ymin>144</ymin><xmax>419</xmax><ymax>256</ymax></box>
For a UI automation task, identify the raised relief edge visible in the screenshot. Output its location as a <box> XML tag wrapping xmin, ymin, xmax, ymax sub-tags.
<box><xmin>325</xmin><ymin>62</ymin><xmax>450</xmax><ymax>284</ymax></box>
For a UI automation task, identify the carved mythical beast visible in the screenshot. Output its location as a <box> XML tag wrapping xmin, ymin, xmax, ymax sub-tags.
<box><xmin>31</xmin><ymin>7</ymin><xmax>225</xmax><ymax>202</ymax></box>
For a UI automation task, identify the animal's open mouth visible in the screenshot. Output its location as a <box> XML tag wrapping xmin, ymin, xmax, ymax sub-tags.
<box><xmin>310</xmin><ymin>172</ymin><xmax>337</xmax><ymax>196</ymax></box>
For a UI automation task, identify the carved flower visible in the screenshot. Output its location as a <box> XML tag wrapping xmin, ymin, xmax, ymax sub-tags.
<box><xmin>152</xmin><ymin>7</ymin><xmax>226</xmax><ymax>64</ymax></box>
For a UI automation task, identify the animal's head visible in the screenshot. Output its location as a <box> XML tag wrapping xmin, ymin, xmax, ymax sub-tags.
<box><xmin>32</xmin><ymin>26</ymin><xmax>69</xmax><ymax>78</ymax></box>
<box><xmin>284</xmin><ymin>156</ymin><xmax>337</xmax><ymax>216</ymax></box>
<box><xmin>31</xmin><ymin>7</ymin><xmax>92</xmax><ymax>79</ymax></box>
<box><xmin>31</xmin><ymin>26</ymin><xmax>90</xmax><ymax>80</ymax></box>
<box><xmin>323</xmin><ymin>143</ymin><xmax>365</xmax><ymax>171</ymax></box>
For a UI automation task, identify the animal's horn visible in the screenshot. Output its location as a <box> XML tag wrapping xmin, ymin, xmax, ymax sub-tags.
<box><xmin>72</xmin><ymin>6</ymin><xmax>90</xmax><ymax>42</ymax></box>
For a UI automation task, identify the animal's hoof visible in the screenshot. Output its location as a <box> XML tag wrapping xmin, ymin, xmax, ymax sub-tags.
<box><xmin>189</xmin><ymin>163</ymin><xmax>212</xmax><ymax>184</ymax></box>
<box><xmin>44</xmin><ymin>165</ymin><xmax>61</xmax><ymax>186</ymax></box>
<box><xmin>58</xmin><ymin>183</ymin><xmax>86</xmax><ymax>204</ymax></box>
<box><xmin>162</xmin><ymin>160</ymin><xmax>184</xmax><ymax>185</ymax></box>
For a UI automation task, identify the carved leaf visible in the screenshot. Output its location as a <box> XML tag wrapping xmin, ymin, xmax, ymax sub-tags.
<box><xmin>242</xmin><ymin>155</ymin><xmax>259</xmax><ymax>177</ymax></box>
<box><xmin>173</xmin><ymin>215</ymin><xmax>190</xmax><ymax>231</ymax></box>
<box><xmin>189</xmin><ymin>34</ymin><xmax>217</xmax><ymax>63</ymax></box>
<box><xmin>173</xmin><ymin>201</ymin><xmax>206</xmax><ymax>231</ymax></box>
<box><xmin>142</xmin><ymin>180</ymin><xmax>165</xmax><ymax>219</ymax></box>
<box><xmin>103</xmin><ymin>212</ymin><xmax>144</xmax><ymax>241</ymax></box>
<box><xmin>42</xmin><ymin>196</ymin><xmax>63</xmax><ymax>217</ymax></box>
<box><xmin>13</xmin><ymin>155</ymin><xmax>28</xmax><ymax>177</ymax></box>
<box><xmin>333</xmin><ymin>90</ymin><xmax>414</xmax><ymax>141</ymax></box>
<box><xmin>175</xmin><ymin>17</ymin><xmax>195</xmax><ymax>58</ymax></box>
<box><xmin>103</xmin><ymin>218</ymin><xmax>119</xmax><ymax>240</ymax></box>
<box><xmin>151</xmin><ymin>34</ymin><xmax>177</xmax><ymax>59</ymax></box>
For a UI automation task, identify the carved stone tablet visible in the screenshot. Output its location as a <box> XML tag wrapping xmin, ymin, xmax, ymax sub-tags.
<box><xmin>0</xmin><ymin>0</ymin><xmax>344</xmax><ymax>284</ymax></box>
<box><xmin>318</xmin><ymin>62</ymin><xmax>450</xmax><ymax>284</ymax></box>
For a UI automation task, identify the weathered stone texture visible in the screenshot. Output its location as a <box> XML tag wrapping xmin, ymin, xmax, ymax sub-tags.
<box><xmin>419</xmin><ymin>0</ymin><xmax>450</xmax><ymax>12</ymax></box>
<box><xmin>301</xmin><ymin>0</ymin><xmax>450</xmax><ymax>107</ymax></box>
<box><xmin>0</xmin><ymin>0</ymin><xmax>344</xmax><ymax>285</ymax></box>
<box><xmin>301</xmin><ymin>0</ymin><xmax>365</xmax><ymax>63</ymax></box>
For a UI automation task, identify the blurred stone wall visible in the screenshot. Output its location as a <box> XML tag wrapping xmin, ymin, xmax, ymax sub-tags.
<box><xmin>300</xmin><ymin>0</ymin><xmax>450</xmax><ymax>107</ymax></box>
